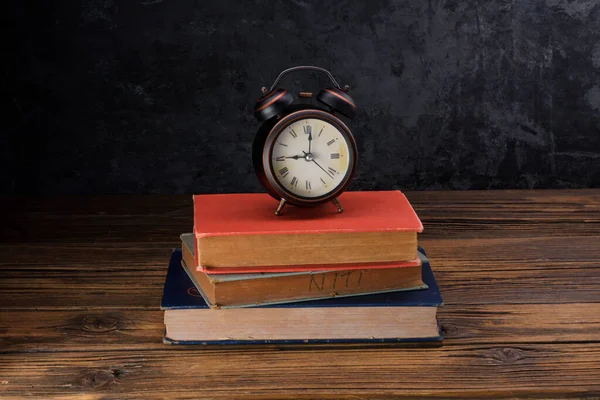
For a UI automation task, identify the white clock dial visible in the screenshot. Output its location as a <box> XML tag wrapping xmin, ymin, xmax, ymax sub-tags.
<box><xmin>270</xmin><ymin>118</ymin><xmax>351</xmax><ymax>198</ymax></box>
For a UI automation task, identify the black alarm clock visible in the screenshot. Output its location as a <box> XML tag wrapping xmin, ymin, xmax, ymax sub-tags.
<box><xmin>252</xmin><ymin>66</ymin><xmax>358</xmax><ymax>216</ymax></box>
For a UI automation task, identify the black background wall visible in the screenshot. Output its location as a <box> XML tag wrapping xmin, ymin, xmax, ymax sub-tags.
<box><xmin>5</xmin><ymin>0</ymin><xmax>600</xmax><ymax>194</ymax></box>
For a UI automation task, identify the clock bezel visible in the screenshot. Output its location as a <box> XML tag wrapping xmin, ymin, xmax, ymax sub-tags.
<box><xmin>261</xmin><ymin>108</ymin><xmax>357</xmax><ymax>206</ymax></box>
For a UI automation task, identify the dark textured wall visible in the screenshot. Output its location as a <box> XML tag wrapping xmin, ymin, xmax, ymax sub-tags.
<box><xmin>5</xmin><ymin>0</ymin><xmax>600</xmax><ymax>194</ymax></box>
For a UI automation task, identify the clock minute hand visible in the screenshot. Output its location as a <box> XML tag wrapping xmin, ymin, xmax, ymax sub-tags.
<box><xmin>303</xmin><ymin>151</ymin><xmax>333</xmax><ymax>178</ymax></box>
<box><xmin>285</xmin><ymin>155</ymin><xmax>304</xmax><ymax>159</ymax></box>
<box><xmin>308</xmin><ymin>131</ymin><xmax>312</xmax><ymax>153</ymax></box>
<box><xmin>313</xmin><ymin>160</ymin><xmax>333</xmax><ymax>178</ymax></box>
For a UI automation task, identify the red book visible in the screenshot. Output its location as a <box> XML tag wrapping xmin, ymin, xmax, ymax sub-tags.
<box><xmin>192</xmin><ymin>190</ymin><xmax>423</xmax><ymax>271</ymax></box>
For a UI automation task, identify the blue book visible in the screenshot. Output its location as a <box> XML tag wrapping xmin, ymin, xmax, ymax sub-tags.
<box><xmin>161</xmin><ymin>248</ymin><xmax>443</xmax><ymax>345</ymax></box>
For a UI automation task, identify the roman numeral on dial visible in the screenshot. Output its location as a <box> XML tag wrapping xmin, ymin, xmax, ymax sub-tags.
<box><xmin>327</xmin><ymin>167</ymin><xmax>337</xmax><ymax>175</ymax></box>
<box><xmin>306</xmin><ymin>180</ymin><xmax>311</xmax><ymax>190</ymax></box>
<box><xmin>327</xmin><ymin>139</ymin><xmax>335</xmax><ymax>146</ymax></box>
<box><xmin>291</xmin><ymin>177</ymin><xmax>298</xmax><ymax>187</ymax></box>
<box><xmin>279</xmin><ymin>167</ymin><xmax>289</xmax><ymax>178</ymax></box>
<box><xmin>290</xmin><ymin>129</ymin><xmax>297</xmax><ymax>138</ymax></box>
<box><xmin>276</xmin><ymin>156</ymin><xmax>285</xmax><ymax>161</ymax></box>
<box><xmin>303</xmin><ymin>125</ymin><xmax>312</xmax><ymax>135</ymax></box>
<box><xmin>330</xmin><ymin>153</ymin><xmax>340</xmax><ymax>159</ymax></box>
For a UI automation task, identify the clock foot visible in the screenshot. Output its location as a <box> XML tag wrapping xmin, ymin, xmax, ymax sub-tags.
<box><xmin>275</xmin><ymin>198</ymin><xmax>287</xmax><ymax>216</ymax></box>
<box><xmin>332</xmin><ymin>198</ymin><xmax>343</xmax><ymax>213</ymax></box>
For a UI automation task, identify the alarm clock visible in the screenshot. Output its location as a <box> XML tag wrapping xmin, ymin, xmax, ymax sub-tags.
<box><xmin>252</xmin><ymin>66</ymin><xmax>358</xmax><ymax>216</ymax></box>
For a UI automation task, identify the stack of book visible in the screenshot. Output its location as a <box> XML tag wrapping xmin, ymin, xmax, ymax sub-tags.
<box><xmin>160</xmin><ymin>191</ymin><xmax>443</xmax><ymax>345</ymax></box>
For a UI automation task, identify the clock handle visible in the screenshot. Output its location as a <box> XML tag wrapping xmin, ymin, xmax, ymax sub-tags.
<box><xmin>267</xmin><ymin>66</ymin><xmax>345</xmax><ymax>93</ymax></box>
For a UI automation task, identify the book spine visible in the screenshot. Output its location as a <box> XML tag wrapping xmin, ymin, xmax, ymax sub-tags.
<box><xmin>212</xmin><ymin>266</ymin><xmax>424</xmax><ymax>308</ymax></box>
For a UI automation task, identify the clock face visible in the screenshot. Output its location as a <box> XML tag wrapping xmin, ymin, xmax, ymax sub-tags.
<box><xmin>269</xmin><ymin>117</ymin><xmax>352</xmax><ymax>199</ymax></box>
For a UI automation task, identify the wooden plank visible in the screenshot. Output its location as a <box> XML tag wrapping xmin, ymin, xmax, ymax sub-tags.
<box><xmin>0</xmin><ymin>194</ymin><xmax>191</xmax><ymax>215</ymax></box>
<box><xmin>0</xmin><ymin>269</ymin><xmax>166</xmax><ymax>309</ymax></box>
<box><xmin>1</xmin><ymin>233</ymin><xmax>599</xmax><ymax>309</ymax></box>
<box><xmin>3</xmin><ymin>214</ymin><xmax>597</xmax><ymax>242</ymax></box>
<box><xmin>1</xmin><ymin>190</ymin><xmax>599</xmax><ymax>243</ymax></box>
<box><xmin>436</xmin><ymin>266</ymin><xmax>600</xmax><ymax>304</ymax></box>
<box><xmin>407</xmin><ymin>189</ymin><xmax>600</xmax><ymax>219</ymax></box>
<box><xmin>438</xmin><ymin>303</ymin><xmax>600</xmax><ymax>344</ymax></box>
<box><xmin>1</xmin><ymin>263</ymin><xmax>599</xmax><ymax>309</ymax></box>
<box><xmin>1</xmin><ymin>304</ymin><xmax>600</xmax><ymax>353</ymax></box>
<box><xmin>1</xmin><ymin>214</ymin><xmax>191</xmax><ymax>244</ymax></box>
<box><xmin>0</xmin><ymin>244</ymin><xmax>174</xmax><ymax>270</ymax></box>
<box><xmin>1</xmin><ymin>344</ymin><xmax>599</xmax><ymax>398</ymax></box>
<box><xmin>408</xmin><ymin>189</ymin><xmax>600</xmax><ymax>239</ymax></box>
<box><xmin>2</xmin><ymin>190</ymin><xmax>598</xmax><ymax>217</ymax></box>
<box><xmin>2</xmin><ymin>236</ymin><xmax>599</xmax><ymax>271</ymax></box>
<box><xmin>418</xmin><ymin>236</ymin><xmax>600</xmax><ymax>268</ymax></box>
<box><xmin>420</xmin><ymin>220</ymin><xmax>600</xmax><ymax>239</ymax></box>
<box><xmin>0</xmin><ymin>310</ymin><xmax>164</xmax><ymax>352</ymax></box>
<box><xmin>1</xmin><ymin>195</ymin><xmax>191</xmax><ymax>244</ymax></box>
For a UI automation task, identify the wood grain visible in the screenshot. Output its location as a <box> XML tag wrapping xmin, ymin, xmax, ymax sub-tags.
<box><xmin>2</xmin><ymin>237</ymin><xmax>599</xmax><ymax>308</ymax></box>
<box><xmin>1</xmin><ymin>344</ymin><xmax>600</xmax><ymax>398</ymax></box>
<box><xmin>3</xmin><ymin>236</ymin><xmax>599</xmax><ymax>271</ymax></box>
<box><xmin>2</xmin><ymin>190</ymin><xmax>599</xmax><ymax>243</ymax></box>
<box><xmin>1</xmin><ymin>264</ymin><xmax>599</xmax><ymax>309</ymax></box>
<box><xmin>1</xmin><ymin>304</ymin><xmax>600</xmax><ymax>353</ymax></box>
<box><xmin>0</xmin><ymin>189</ymin><xmax>599</xmax><ymax>398</ymax></box>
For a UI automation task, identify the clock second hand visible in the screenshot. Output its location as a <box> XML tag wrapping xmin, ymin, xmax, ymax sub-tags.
<box><xmin>303</xmin><ymin>151</ymin><xmax>333</xmax><ymax>178</ymax></box>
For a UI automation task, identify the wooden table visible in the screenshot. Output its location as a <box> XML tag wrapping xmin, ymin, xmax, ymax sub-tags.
<box><xmin>1</xmin><ymin>190</ymin><xmax>599</xmax><ymax>399</ymax></box>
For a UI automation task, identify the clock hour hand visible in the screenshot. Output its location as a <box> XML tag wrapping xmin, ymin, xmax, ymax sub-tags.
<box><xmin>285</xmin><ymin>155</ymin><xmax>304</xmax><ymax>159</ymax></box>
